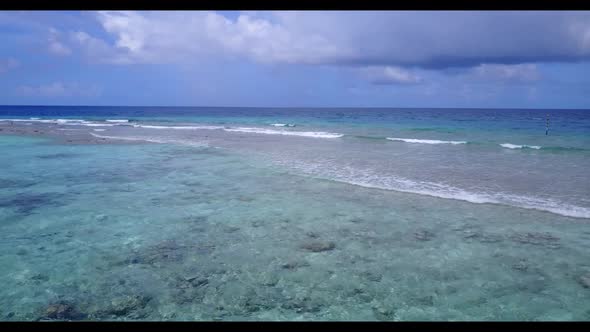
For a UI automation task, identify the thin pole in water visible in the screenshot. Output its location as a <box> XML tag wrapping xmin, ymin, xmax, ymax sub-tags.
<box><xmin>545</xmin><ymin>113</ymin><xmax>549</xmax><ymax>135</ymax></box>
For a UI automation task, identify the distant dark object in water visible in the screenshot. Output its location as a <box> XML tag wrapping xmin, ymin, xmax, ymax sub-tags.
<box><xmin>36</xmin><ymin>153</ymin><xmax>80</xmax><ymax>159</ymax></box>
<box><xmin>414</xmin><ymin>230</ymin><xmax>435</xmax><ymax>241</ymax></box>
<box><xmin>300</xmin><ymin>240</ymin><xmax>336</xmax><ymax>252</ymax></box>
<box><xmin>31</xmin><ymin>273</ymin><xmax>49</xmax><ymax>282</ymax></box>
<box><xmin>281</xmin><ymin>260</ymin><xmax>310</xmax><ymax>270</ymax></box>
<box><xmin>41</xmin><ymin>302</ymin><xmax>86</xmax><ymax>321</ymax></box>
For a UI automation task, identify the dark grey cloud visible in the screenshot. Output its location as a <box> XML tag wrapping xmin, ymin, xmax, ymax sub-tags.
<box><xmin>59</xmin><ymin>11</ymin><xmax>590</xmax><ymax>69</ymax></box>
<box><xmin>285</xmin><ymin>11</ymin><xmax>590</xmax><ymax>69</ymax></box>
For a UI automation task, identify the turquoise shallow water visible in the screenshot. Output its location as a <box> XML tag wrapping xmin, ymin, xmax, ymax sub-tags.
<box><xmin>1</xmin><ymin>131</ymin><xmax>590</xmax><ymax>321</ymax></box>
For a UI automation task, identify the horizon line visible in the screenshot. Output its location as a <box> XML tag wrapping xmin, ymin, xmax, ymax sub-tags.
<box><xmin>0</xmin><ymin>104</ymin><xmax>589</xmax><ymax>111</ymax></box>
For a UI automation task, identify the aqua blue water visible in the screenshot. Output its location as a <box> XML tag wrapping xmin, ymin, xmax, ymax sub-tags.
<box><xmin>1</xmin><ymin>106</ymin><xmax>589</xmax><ymax>321</ymax></box>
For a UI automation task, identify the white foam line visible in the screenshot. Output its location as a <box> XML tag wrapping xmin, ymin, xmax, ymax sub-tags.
<box><xmin>0</xmin><ymin>119</ymin><xmax>52</xmax><ymax>123</ymax></box>
<box><xmin>3</xmin><ymin>119</ymin><xmax>341</xmax><ymax>140</ymax></box>
<box><xmin>349</xmin><ymin>178</ymin><xmax>589</xmax><ymax>219</ymax></box>
<box><xmin>1</xmin><ymin>118</ymin><xmax>91</xmax><ymax>125</ymax></box>
<box><xmin>387</xmin><ymin>137</ymin><xmax>467</xmax><ymax>145</ymax></box>
<box><xmin>277</xmin><ymin>160</ymin><xmax>590</xmax><ymax>219</ymax></box>
<box><xmin>132</xmin><ymin>124</ymin><xmax>342</xmax><ymax>139</ymax></box>
<box><xmin>133</xmin><ymin>124</ymin><xmax>224</xmax><ymax>130</ymax></box>
<box><xmin>90</xmin><ymin>132</ymin><xmax>166</xmax><ymax>143</ymax></box>
<box><xmin>270</xmin><ymin>123</ymin><xmax>296</xmax><ymax>127</ymax></box>
<box><xmin>63</xmin><ymin>123</ymin><xmax>115</xmax><ymax>127</ymax></box>
<box><xmin>1</xmin><ymin>118</ymin><xmax>125</xmax><ymax>127</ymax></box>
<box><xmin>224</xmin><ymin>127</ymin><xmax>343</xmax><ymax>138</ymax></box>
<box><xmin>328</xmin><ymin>175</ymin><xmax>589</xmax><ymax>219</ymax></box>
<box><xmin>500</xmin><ymin>143</ymin><xmax>541</xmax><ymax>150</ymax></box>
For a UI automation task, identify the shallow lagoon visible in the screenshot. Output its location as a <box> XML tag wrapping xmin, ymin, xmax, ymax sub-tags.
<box><xmin>1</xmin><ymin>134</ymin><xmax>589</xmax><ymax>321</ymax></box>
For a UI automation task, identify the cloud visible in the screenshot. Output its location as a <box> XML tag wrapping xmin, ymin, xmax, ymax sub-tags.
<box><xmin>471</xmin><ymin>63</ymin><xmax>541</xmax><ymax>83</ymax></box>
<box><xmin>360</xmin><ymin>66</ymin><xmax>422</xmax><ymax>85</ymax></box>
<box><xmin>0</xmin><ymin>58</ymin><xmax>19</xmax><ymax>73</ymax></box>
<box><xmin>70</xmin><ymin>31</ymin><xmax>130</xmax><ymax>64</ymax></box>
<box><xmin>71</xmin><ymin>11</ymin><xmax>348</xmax><ymax>65</ymax></box>
<box><xmin>68</xmin><ymin>11</ymin><xmax>590</xmax><ymax>68</ymax></box>
<box><xmin>16</xmin><ymin>82</ymin><xmax>101</xmax><ymax>98</ymax></box>
<box><xmin>48</xmin><ymin>28</ymin><xmax>72</xmax><ymax>56</ymax></box>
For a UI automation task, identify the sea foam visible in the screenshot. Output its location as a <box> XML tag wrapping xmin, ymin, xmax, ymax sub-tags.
<box><xmin>133</xmin><ymin>124</ymin><xmax>224</xmax><ymax>130</ymax></box>
<box><xmin>500</xmin><ymin>143</ymin><xmax>541</xmax><ymax>150</ymax></box>
<box><xmin>133</xmin><ymin>124</ymin><xmax>342</xmax><ymax>138</ymax></box>
<box><xmin>224</xmin><ymin>127</ymin><xmax>343</xmax><ymax>138</ymax></box>
<box><xmin>386</xmin><ymin>137</ymin><xmax>467</xmax><ymax>145</ymax></box>
<box><xmin>327</xmin><ymin>173</ymin><xmax>589</xmax><ymax>218</ymax></box>
<box><xmin>276</xmin><ymin>159</ymin><xmax>590</xmax><ymax>219</ymax></box>
<box><xmin>270</xmin><ymin>123</ymin><xmax>296</xmax><ymax>127</ymax></box>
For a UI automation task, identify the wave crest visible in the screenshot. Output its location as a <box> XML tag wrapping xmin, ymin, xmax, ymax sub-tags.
<box><xmin>224</xmin><ymin>127</ymin><xmax>343</xmax><ymax>138</ymax></box>
<box><xmin>387</xmin><ymin>137</ymin><xmax>467</xmax><ymax>145</ymax></box>
<box><xmin>500</xmin><ymin>143</ymin><xmax>541</xmax><ymax>150</ymax></box>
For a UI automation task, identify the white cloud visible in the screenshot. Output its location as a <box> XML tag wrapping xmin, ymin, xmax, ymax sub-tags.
<box><xmin>471</xmin><ymin>64</ymin><xmax>541</xmax><ymax>83</ymax></box>
<box><xmin>70</xmin><ymin>31</ymin><xmax>131</xmax><ymax>64</ymax></box>
<box><xmin>73</xmin><ymin>11</ymin><xmax>349</xmax><ymax>65</ymax></box>
<box><xmin>66</xmin><ymin>11</ymin><xmax>590</xmax><ymax>68</ymax></box>
<box><xmin>0</xmin><ymin>58</ymin><xmax>19</xmax><ymax>73</ymax></box>
<box><xmin>16</xmin><ymin>82</ymin><xmax>102</xmax><ymax>98</ymax></box>
<box><xmin>360</xmin><ymin>66</ymin><xmax>422</xmax><ymax>85</ymax></box>
<box><xmin>48</xmin><ymin>28</ymin><xmax>72</xmax><ymax>56</ymax></box>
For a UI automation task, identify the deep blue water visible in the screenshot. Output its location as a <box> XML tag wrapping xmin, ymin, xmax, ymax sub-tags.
<box><xmin>1</xmin><ymin>105</ymin><xmax>589</xmax><ymax>135</ymax></box>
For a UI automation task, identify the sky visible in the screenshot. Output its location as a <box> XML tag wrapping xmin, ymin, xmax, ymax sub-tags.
<box><xmin>0</xmin><ymin>10</ymin><xmax>589</xmax><ymax>108</ymax></box>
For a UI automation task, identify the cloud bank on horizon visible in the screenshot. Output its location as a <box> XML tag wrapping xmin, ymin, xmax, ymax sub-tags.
<box><xmin>0</xmin><ymin>11</ymin><xmax>589</xmax><ymax>108</ymax></box>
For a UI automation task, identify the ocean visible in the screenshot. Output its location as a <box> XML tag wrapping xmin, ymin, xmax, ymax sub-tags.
<box><xmin>0</xmin><ymin>106</ymin><xmax>589</xmax><ymax>320</ymax></box>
